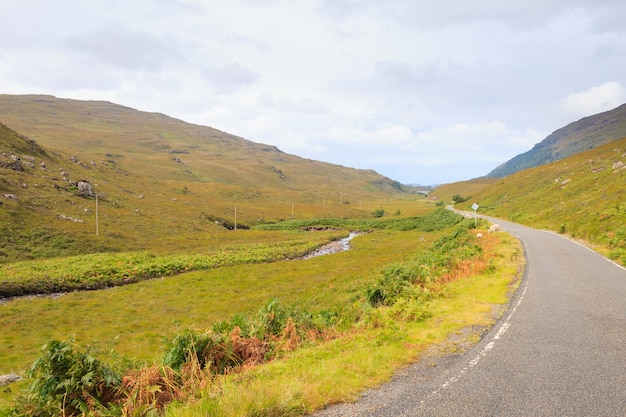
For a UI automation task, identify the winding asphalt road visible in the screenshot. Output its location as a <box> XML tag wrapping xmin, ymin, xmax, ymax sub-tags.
<box><xmin>313</xmin><ymin>218</ymin><xmax>626</xmax><ymax>416</ymax></box>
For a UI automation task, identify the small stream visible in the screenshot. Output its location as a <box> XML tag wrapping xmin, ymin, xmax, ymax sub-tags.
<box><xmin>0</xmin><ymin>233</ymin><xmax>363</xmax><ymax>306</ymax></box>
<box><xmin>301</xmin><ymin>232</ymin><xmax>360</xmax><ymax>259</ymax></box>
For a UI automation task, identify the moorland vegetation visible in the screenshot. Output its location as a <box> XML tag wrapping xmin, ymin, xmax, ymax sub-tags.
<box><xmin>2</xmin><ymin>93</ymin><xmax>626</xmax><ymax>416</ymax></box>
<box><xmin>452</xmin><ymin>136</ymin><xmax>626</xmax><ymax>263</ymax></box>
<box><xmin>0</xmin><ymin>207</ymin><xmax>522</xmax><ymax>416</ymax></box>
<box><xmin>0</xmin><ymin>95</ymin><xmax>523</xmax><ymax>416</ymax></box>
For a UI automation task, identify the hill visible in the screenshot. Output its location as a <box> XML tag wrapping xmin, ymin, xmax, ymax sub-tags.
<box><xmin>486</xmin><ymin>103</ymin><xmax>626</xmax><ymax>177</ymax></box>
<box><xmin>429</xmin><ymin>177</ymin><xmax>498</xmax><ymax>204</ymax></box>
<box><xmin>461</xmin><ymin>135</ymin><xmax>626</xmax><ymax>263</ymax></box>
<box><xmin>0</xmin><ymin>94</ymin><xmax>418</xmax><ymax>262</ymax></box>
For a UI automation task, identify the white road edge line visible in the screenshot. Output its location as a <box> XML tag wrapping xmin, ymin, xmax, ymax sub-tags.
<box><xmin>419</xmin><ymin>256</ymin><xmax>529</xmax><ymax>404</ymax></box>
<box><xmin>545</xmin><ymin>229</ymin><xmax>626</xmax><ymax>272</ymax></box>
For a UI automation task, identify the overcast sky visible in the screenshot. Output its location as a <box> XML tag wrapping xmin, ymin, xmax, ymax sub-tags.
<box><xmin>2</xmin><ymin>0</ymin><xmax>625</xmax><ymax>184</ymax></box>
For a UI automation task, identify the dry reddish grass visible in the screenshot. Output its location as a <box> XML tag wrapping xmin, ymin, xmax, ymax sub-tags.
<box><xmin>121</xmin><ymin>365</ymin><xmax>183</xmax><ymax>415</ymax></box>
<box><xmin>441</xmin><ymin>230</ymin><xmax>498</xmax><ymax>284</ymax></box>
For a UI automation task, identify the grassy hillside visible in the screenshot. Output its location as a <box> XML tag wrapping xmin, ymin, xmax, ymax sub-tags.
<box><xmin>429</xmin><ymin>177</ymin><xmax>498</xmax><ymax>204</ymax></box>
<box><xmin>460</xmin><ymin>136</ymin><xmax>626</xmax><ymax>263</ymax></box>
<box><xmin>0</xmin><ymin>95</ymin><xmax>419</xmax><ymax>262</ymax></box>
<box><xmin>487</xmin><ymin>103</ymin><xmax>626</xmax><ymax>177</ymax></box>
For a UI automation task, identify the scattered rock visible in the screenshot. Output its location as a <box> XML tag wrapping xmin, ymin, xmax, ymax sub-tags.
<box><xmin>1</xmin><ymin>156</ymin><xmax>23</xmax><ymax>171</ymax></box>
<box><xmin>59</xmin><ymin>214</ymin><xmax>84</xmax><ymax>223</ymax></box>
<box><xmin>0</xmin><ymin>374</ymin><xmax>21</xmax><ymax>387</ymax></box>
<box><xmin>77</xmin><ymin>180</ymin><xmax>95</xmax><ymax>197</ymax></box>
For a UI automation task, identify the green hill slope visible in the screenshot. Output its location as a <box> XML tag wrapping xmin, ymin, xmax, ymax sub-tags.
<box><xmin>487</xmin><ymin>103</ymin><xmax>626</xmax><ymax>177</ymax></box>
<box><xmin>463</xmin><ymin>136</ymin><xmax>626</xmax><ymax>262</ymax></box>
<box><xmin>0</xmin><ymin>95</ymin><xmax>418</xmax><ymax>263</ymax></box>
<box><xmin>0</xmin><ymin>94</ymin><xmax>407</xmax><ymax>192</ymax></box>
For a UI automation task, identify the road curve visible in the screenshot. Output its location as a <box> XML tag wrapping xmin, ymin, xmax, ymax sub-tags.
<box><xmin>312</xmin><ymin>219</ymin><xmax>626</xmax><ymax>416</ymax></box>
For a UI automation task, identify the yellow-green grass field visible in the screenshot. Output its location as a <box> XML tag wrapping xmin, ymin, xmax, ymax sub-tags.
<box><xmin>1</xmin><ymin>215</ymin><xmax>523</xmax><ymax>415</ymax></box>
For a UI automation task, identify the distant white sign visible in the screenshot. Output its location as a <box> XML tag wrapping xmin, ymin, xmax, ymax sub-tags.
<box><xmin>471</xmin><ymin>203</ymin><xmax>479</xmax><ymax>226</ymax></box>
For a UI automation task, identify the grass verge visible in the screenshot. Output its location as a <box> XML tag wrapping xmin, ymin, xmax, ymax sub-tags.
<box><xmin>167</xmin><ymin>231</ymin><xmax>524</xmax><ymax>416</ymax></box>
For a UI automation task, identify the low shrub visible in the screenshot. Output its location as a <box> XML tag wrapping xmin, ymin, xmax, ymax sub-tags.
<box><xmin>12</xmin><ymin>339</ymin><xmax>122</xmax><ymax>417</ymax></box>
<box><xmin>366</xmin><ymin>220</ymin><xmax>483</xmax><ymax>307</ymax></box>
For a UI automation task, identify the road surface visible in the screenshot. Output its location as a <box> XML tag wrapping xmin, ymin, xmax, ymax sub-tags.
<box><xmin>312</xmin><ymin>218</ymin><xmax>626</xmax><ymax>416</ymax></box>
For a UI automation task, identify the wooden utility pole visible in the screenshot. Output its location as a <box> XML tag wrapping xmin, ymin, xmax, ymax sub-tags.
<box><xmin>96</xmin><ymin>194</ymin><xmax>99</xmax><ymax>236</ymax></box>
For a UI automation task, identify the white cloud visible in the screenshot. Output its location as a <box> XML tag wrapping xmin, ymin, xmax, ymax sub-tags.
<box><xmin>558</xmin><ymin>82</ymin><xmax>626</xmax><ymax>120</ymax></box>
<box><xmin>1</xmin><ymin>0</ymin><xmax>626</xmax><ymax>185</ymax></box>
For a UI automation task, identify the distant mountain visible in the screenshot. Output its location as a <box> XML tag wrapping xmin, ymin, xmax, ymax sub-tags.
<box><xmin>486</xmin><ymin>103</ymin><xmax>626</xmax><ymax>177</ymax></box>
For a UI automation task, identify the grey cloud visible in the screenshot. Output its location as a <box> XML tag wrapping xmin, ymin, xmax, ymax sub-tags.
<box><xmin>223</xmin><ymin>34</ymin><xmax>270</xmax><ymax>52</ymax></box>
<box><xmin>203</xmin><ymin>62</ymin><xmax>259</xmax><ymax>94</ymax></box>
<box><xmin>258</xmin><ymin>93</ymin><xmax>331</xmax><ymax>115</ymax></box>
<box><xmin>376</xmin><ymin>61</ymin><xmax>441</xmax><ymax>87</ymax></box>
<box><xmin>317</xmin><ymin>0</ymin><xmax>615</xmax><ymax>29</ymax></box>
<box><xmin>65</xmin><ymin>25</ymin><xmax>183</xmax><ymax>71</ymax></box>
<box><xmin>148</xmin><ymin>0</ymin><xmax>205</xmax><ymax>15</ymax></box>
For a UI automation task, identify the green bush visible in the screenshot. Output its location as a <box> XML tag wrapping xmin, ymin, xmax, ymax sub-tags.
<box><xmin>452</xmin><ymin>194</ymin><xmax>469</xmax><ymax>204</ymax></box>
<box><xmin>12</xmin><ymin>339</ymin><xmax>122</xmax><ymax>417</ymax></box>
<box><xmin>365</xmin><ymin>221</ymin><xmax>480</xmax><ymax>308</ymax></box>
